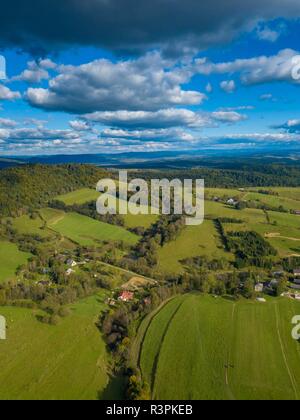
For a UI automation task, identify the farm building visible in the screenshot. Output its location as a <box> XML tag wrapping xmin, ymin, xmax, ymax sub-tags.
<box><xmin>66</xmin><ymin>268</ymin><xmax>75</xmax><ymax>276</ymax></box>
<box><xmin>118</xmin><ymin>291</ymin><xmax>134</xmax><ymax>302</ymax></box>
<box><xmin>294</xmin><ymin>210</ymin><xmax>300</xmax><ymax>215</ymax></box>
<box><xmin>293</xmin><ymin>269</ymin><xmax>300</xmax><ymax>278</ymax></box>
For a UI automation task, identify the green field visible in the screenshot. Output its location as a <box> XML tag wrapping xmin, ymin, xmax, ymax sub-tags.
<box><xmin>138</xmin><ymin>294</ymin><xmax>300</xmax><ymax>400</ymax></box>
<box><xmin>55</xmin><ymin>188</ymin><xmax>100</xmax><ymax>205</ymax></box>
<box><xmin>45</xmin><ymin>211</ymin><xmax>139</xmax><ymax>246</ymax></box>
<box><xmin>0</xmin><ymin>294</ymin><xmax>122</xmax><ymax>400</ymax></box>
<box><xmin>6</xmin><ymin>215</ymin><xmax>54</xmax><ymax>239</ymax></box>
<box><xmin>158</xmin><ymin>220</ymin><xmax>232</xmax><ymax>274</ymax></box>
<box><xmin>0</xmin><ymin>241</ymin><xmax>31</xmax><ymax>283</ymax></box>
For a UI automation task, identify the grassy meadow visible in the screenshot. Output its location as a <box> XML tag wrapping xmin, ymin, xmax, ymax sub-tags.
<box><xmin>0</xmin><ymin>242</ymin><xmax>31</xmax><ymax>283</ymax></box>
<box><xmin>138</xmin><ymin>294</ymin><xmax>300</xmax><ymax>400</ymax></box>
<box><xmin>0</xmin><ymin>294</ymin><xmax>122</xmax><ymax>400</ymax></box>
<box><xmin>55</xmin><ymin>188</ymin><xmax>100</xmax><ymax>205</ymax></box>
<box><xmin>157</xmin><ymin>220</ymin><xmax>233</xmax><ymax>274</ymax></box>
<box><xmin>45</xmin><ymin>211</ymin><xmax>139</xmax><ymax>246</ymax></box>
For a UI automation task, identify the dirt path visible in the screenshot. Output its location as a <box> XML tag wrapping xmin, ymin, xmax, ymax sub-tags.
<box><xmin>275</xmin><ymin>303</ymin><xmax>298</xmax><ymax>400</ymax></box>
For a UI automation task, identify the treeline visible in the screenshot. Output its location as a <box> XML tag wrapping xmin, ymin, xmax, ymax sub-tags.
<box><xmin>0</xmin><ymin>164</ymin><xmax>108</xmax><ymax>217</ymax></box>
<box><xmin>131</xmin><ymin>215</ymin><xmax>185</xmax><ymax>266</ymax></box>
<box><xmin>227</xmin><ymin>231</ymin><xmax>277</xmax><ymax>268</ymax></box>
<box><xmin>131</xmin><ymin>163</ymin><xmax>300</xmax><ymax>188</ymax></box>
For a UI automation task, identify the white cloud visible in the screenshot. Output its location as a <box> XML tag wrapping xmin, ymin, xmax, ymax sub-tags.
<box><xmin>69</xmin><ymin>120</ymin><xmax>92</xmax><ymax>131</ymax></box>
<box><xmin>83</xmin><ymin>108</ymin><xmax>210</xmax><ymax>129</ymax></box>
<box><xmin>196</xmin><ymin>49</ymin><xmax>300</xmax><ymax>85</ymax></box>
<box><xmin>0</xmin><ymin>84</ymin><xmax>21</xmax><ymax>100</ymax></box>
<box><xmin>26</xmin><ymin>53</ymin><xmax>206</xmax><ymax>113</ymax></box>
<box><xmin>220</xmin><ymin>80</ymin><xmax>236</xmax><ymax>93</ymax></box>
<box><xmin>256</xmin><ymin>26</ymin><xmax>281</xmax><ymax>42</ymax></box>
<box><xmin>211</xmin><ymin>111</ymin><xmax>247</xmax><ymax>123</ymax></box>
<box><xmin>0</xmin><ymin>118</ymin><xmax>18</xmax><ymax>128</ymax></box>
<box><xmin>12</xmin><ymin>61</ymin><xmax>50</xmax><ymax>84</ymax></box>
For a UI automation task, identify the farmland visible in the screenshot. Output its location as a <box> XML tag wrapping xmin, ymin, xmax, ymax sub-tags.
<box><xmin>44</xmin><ymin>210</ymin><xmax>139</xmax><ymax>246</ymax></box>
<box><xmin>158</xmin><ymin>220</ymin><xmax>233</xmax><ymax>274</ymax></box>
<box><xmin>55</xmin><ymin>188</ymin><xmax>100</xmax><ymax>205</ymax></box>
<box><xmin>0</xmin><ymin>294</ymin><xmax>123</xmax><ymax>400</ymax></box>
<box><xmin>138</xmin><ymin>294</ymin><xmax>300</xmax><ymax>400</ymax></box>
<box><xmin>0</xmin><ymin>242</ymin><xmax>31</xmax><ymax>283</ymax></box>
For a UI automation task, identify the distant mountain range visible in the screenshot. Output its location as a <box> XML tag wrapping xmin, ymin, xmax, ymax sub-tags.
<box><xmin>1</xmin><ymin>149</ymin><xmax>300</xmax><ymax>170</ymax></box>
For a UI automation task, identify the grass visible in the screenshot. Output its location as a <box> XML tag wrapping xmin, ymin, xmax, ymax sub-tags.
<box><xmin>46</xmin><ymin>211</ymin><xmax>139</xmax><ymax>246</ymax></box>
<box><xmin>243</xmin><ymin>191</ymin><xmax>300</xmax><ymax>211</ymax></box>
<box><xmin>55</xmin><ymin>188</ymin><xmax>100</xmax><ymax>205</ymax></box>
<box><xmin>139</xmin><ymin>294</ymin><xmax>300</xmax><ymax>400</ymax></box>
<box><xmin>6</xmin><ymin>215</ymin><xmax>54</xmax><ymax>238</ymax></box>
<box><xmin>158</xmin><ymin>219</ymin><xmax>233</xmax><ymax>274</ymax></box>
<box><xmin>0</xmin><ymin>293</ymin><xmax>123</xmax><ymax>400</ymax></box>
<box><xmin>0</xmin><ymin>241</ymin><xmax>31</xmax><ymax>283</ymax></box>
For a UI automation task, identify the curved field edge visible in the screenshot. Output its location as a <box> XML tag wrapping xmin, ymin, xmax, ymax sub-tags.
<box><xmin>139</xmin><ymin>294</ymin><xmax>300</xmax><ymax>400</ymax></box>
<box><xmin>0</xmin><ymin>293</ymin><xmax>122</xmax><ymax>400</ymax></box>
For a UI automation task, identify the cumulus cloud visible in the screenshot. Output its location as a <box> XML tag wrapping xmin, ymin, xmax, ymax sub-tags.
<box><xmin>274</xmin><ymin>119</ymin><xmax>300</xmax><ymax>133</ymax></box>
<box><xmin>83</xmin><ymin>109</ymin><xmax>210</xmax><ymax>129</ymax></box>
<box><xmin>0</xmin><ymin>1</ymin><xmax>299</xmax><ymax>55</ymax></box>
<box><xmin>12</xmin><ymin>60</ymin><xmax>50</xmax><ymax>83</ymax></box>
<box><xmin>0</xmin><ymin>84</ymin><xmax>21</xmax><ymax>100</ymax></box>
<box><xmin>69</xmin><ymin>120</ymin><xmax>92</xmax><ymax>131</ymax></box>
<box><xmin>220</xmin><ymin>80</ymin><xmax>236</xmax><ymax>93</ymax></box>
<box><xmin>196</xmin><ymin>49</ymin><xmax>300</xmax><ymax>86</ymax></box>
<box><xmin>26</xmin><ymin>53</ymin><xmax>205</xmax><ymax>113</ymax></box>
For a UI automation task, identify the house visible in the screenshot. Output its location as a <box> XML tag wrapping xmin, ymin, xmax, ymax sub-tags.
<box><xmin>66</xmin><ymin>259</ymin><xmax>77</xmax><ymax>267</ymax></box>
<box><xmin>293</xmin><ymin>269</ymin><xmax>300</xmax><ymax>278</ymax></box>
<box><xmin>106</xmin><ymin>298</ymin><xmax>116</xmax><ymax>307</ymax></box>
<box><xmin>66</xmin><ymin>268</ymin><xmax>75</xmax><ymax>276</ymax></box>
<box><xmin>268</xmin><ymin>279</ymin><xmax>278</xmax><ymax>290</ymax></box>
<box><xmin>118</xmin><ymin>291</ymin><xmax>134</xmax><ymax>302</ymax></box>
<box><xmin>295</xmin><ymin>278</ymin><xmax>300</xmax><ymax>285</ymax></box>
<box><xmin>294</xmin><ymin>210</ymin><xmax>300</xmax><ymax>216</ymax></box>
<box><xmin>227</xmin><ymin>198</ymin><xmax>237</xmax><ymax>206</ymax></box>
<box><xmin>255</xmin><ymin>283</ymin><xmax>264</xmax><ymax>293</ymax></box>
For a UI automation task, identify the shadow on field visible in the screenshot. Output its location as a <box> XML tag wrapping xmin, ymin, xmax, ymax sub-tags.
<box><xmin>98</xmin><ymin>375</ymin><xmax>126</xmax><ymax>400</ymax></box>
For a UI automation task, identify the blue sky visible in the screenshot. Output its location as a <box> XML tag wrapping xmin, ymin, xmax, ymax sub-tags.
<box><xmin>1</xmin><ymin>2</ymin><xmax>300</xmax><ymax>155</ymax></box>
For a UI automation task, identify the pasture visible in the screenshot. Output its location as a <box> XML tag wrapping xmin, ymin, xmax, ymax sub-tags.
<box><xmin>138</xmin><ymin>294</ymin><xmax>300</xmax><ymax>400</ymax></box>
<box><xmin>0</xmin><ymin>241</ymin><xmax>31</xmax><ymax>283</ymax></box>
<box><xmin>6</xmin><ymin>215</ymin><xmax>54</xmax><ymax>239</ymax></box>
<box><xmin>157</xmin><ymin>220</ymin><xmax>233</xmax><ymax>274</ymax></box>
<box><xmin>55</xmin><ymin>188</ymin><xmax>99</xmax><ymax>205</ymax></box>
<box><xmin>0</xmin><ymin>294</ymin><xmax>122</xmax><ymax>400</ymax></box>
<box><xmin>45</xmin><ymin>211</ymin><xmax>139</xmax><ymax>246</ymax></box>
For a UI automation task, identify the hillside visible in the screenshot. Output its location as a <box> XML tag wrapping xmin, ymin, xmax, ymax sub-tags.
<box><xmin>137</xmin><ymin>294</ymin><xmax>300</xmax><ymax>400</ymax></box>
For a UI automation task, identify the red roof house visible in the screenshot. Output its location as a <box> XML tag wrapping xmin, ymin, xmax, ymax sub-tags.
<box><xmin>119</xmin><ymin>291</ymin><xmax>134</xmax><ymax>302</ymax></box>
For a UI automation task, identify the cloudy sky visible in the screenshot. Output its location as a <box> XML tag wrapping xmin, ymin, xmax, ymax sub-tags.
<box><xmin>1</xmin><ymin>0</ymin><xmax>300</xmax><ymax>155</ymax></box>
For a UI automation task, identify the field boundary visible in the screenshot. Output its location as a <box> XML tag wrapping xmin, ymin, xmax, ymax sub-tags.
<box><xmin>151</xmin><ymin>299</ymin><xmax>185</xmax><ymax>398</ymax></box>
<box><xmin>275</xmin><ymin>302</ymin><xmax>298</xmax><ymax>400</ymax></box>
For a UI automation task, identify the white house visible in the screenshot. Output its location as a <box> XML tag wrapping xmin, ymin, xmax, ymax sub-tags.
<box><xmin>66</xmin><ymin>268</ymin><xmax>75</xmax><ymax>276</ymax></box>
<box><xmin>255</xmin><ymin>283</ymin><xmax>264</xmax><ymax>293</ymax></box>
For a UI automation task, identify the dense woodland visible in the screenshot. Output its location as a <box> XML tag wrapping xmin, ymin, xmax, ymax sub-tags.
<box><xmin>0</xmin><ymin>164</ymin><xmax>108</xmax><ymax>217</ymax></box>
